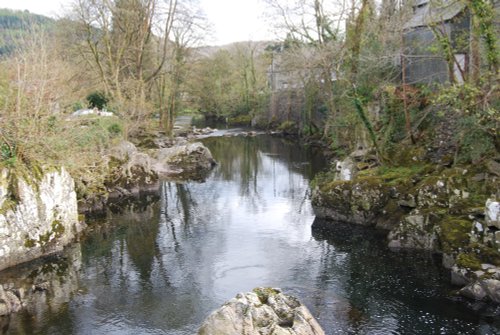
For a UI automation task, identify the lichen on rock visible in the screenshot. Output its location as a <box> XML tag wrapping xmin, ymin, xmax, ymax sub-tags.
<box><xmin>198</xmin><ymin>288</ymin><xmax>325</xmax><ymax>335</ymax></box>
<box><xmin>0</xmin><ymin>166</ymin><xmax>84</xmax><ymax>271</ymax></box>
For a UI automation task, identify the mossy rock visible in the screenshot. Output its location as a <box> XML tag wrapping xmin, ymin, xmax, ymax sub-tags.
<box><xmin>374</xmin><ymin>164</ymin><xmax>433</xmax><ymax>186</ymax></box>
<box><xmin>439</xmin><ymin>217</ymin><xmax>471</xmax><ymax>254</ymax></box>
<box><xmin>313</xmin><ymin>176</ymin><xmax>391</xmax><ymax>225</ymax></box>
<box><xmin>469</xmin><ymin>243</ymin><xmax>500</xmax><ymax>267</ymax></box>
<box><xmin>253</xmin><ymin>287</ymin><xmax>280</xmax><ymax>304</ymax></box>
<box><xmin>386</xmin><ymin>145</ymin><xmax>427</xmax><ymax>166</ymax></box>
<box><xmin>456</xmin><ymin>252</ymin><xmax>482</xmax><ymax>271</ymax></box>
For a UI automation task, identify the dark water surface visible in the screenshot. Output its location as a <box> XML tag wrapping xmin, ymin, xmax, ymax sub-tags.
<box><xmin>2</xmin><ymin>134</ymin><xmax>499</xmax><ymax>334</ymax></box>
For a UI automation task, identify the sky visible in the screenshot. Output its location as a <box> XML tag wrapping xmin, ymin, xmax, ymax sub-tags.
<box><xmin>0</xmin><ymin>0</ymin><xmax>275</xmax><ymax>45</ymax></box>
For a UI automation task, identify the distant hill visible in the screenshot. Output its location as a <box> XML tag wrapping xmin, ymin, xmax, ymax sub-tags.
<box><xmin>194</xmin><ymin>41</ymin><xmax>274</xmax><ymax>58</ymax></box>
<box><xmin>0</xmin><ymin>8</ymin><xmax>54</xmax><ymax>56</ymax></box>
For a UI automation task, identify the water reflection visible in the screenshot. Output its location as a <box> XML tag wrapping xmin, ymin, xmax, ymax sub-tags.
<box><xmin>2</xmin><ymin>134</ymin><xmax>499</xmax><ymax>335</ymax></box>
<box><xmin>0</xmin><ymin>244</ymin><xmax>81</xmax><ymax>334</ymax></box>
<box><xmin>309</xmin><ymin>221</ymin><xmax>500</xmax><ymax>335</ymax></box>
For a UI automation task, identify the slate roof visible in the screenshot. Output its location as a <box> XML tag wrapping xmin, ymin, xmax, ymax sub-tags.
<box><xmin>404</xmin><ymin>0</ymin><xmax>466</xmax><ymax>29</ymax></box>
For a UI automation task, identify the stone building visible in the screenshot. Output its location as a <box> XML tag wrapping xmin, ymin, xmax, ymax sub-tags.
<box><xmin>403</xmin><ymin>0</ymin><xmax>471</xmax><ymax>85</ymax></box>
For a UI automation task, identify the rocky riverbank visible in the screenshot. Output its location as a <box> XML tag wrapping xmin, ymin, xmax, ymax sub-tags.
<box><xmin>0</xmin><ymin>131</ymin><xmax>217</xmax><ymax>318</ymax></box>
<box><xmin>311</xmin><ymin>149</ymin><xmax>500</xmax><ymax>303</ymax></box>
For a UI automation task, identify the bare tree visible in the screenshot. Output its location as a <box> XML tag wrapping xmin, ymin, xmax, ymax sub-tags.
<box><xmin>154</xmin><ymin>0</ymin><xmax>209</xmax><ymax>134</ymax></box>
<box><xmin>68</xmin><ymin>0</ymin><xmax>180</xmax><ymax>132</ymax></box>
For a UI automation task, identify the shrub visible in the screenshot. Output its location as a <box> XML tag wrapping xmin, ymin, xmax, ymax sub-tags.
<box><xmin>107</xmin><ymin>122</ymin><xmax>122</xmax><ymax>137</ymax></box>
<box><xmin>86</xmin><ymin>91</ymin><xmax>109</xmax><ymax>110</ymax></box>
<box><xmin>456</xmin><ymin>116</ymin><xmax>495</xmax><ymax>163</ymax></box>
<box><xmin>0</xmin><ymin>142</ymin><xmax>16</xmax><ymax>167</ymax></box>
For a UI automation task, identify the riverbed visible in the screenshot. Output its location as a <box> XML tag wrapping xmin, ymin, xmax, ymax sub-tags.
<box><xmin>1</xmin><ymin>134</ymin><xmax>499</xmax><ymax>334</ymax></box>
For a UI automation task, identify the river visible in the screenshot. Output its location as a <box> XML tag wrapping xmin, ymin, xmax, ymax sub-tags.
<box><xmin>2</xmin><ymin>134</ymin><xmax>499</xmax><ymax>334</ymax></box>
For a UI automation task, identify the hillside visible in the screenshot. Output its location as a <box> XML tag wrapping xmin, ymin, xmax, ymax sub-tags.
<box><xmin>0</xmin><ymin>8</ymin><xmax>54</xmax><ymax>56</ymax></box>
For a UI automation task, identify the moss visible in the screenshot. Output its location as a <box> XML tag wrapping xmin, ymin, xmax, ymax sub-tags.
<box><xmin>38</xmin><ymin>231</ymin><xmax>51</xmax><ymax>245</ymax></box>
<box><xmin>439</xmin><ymin>217</ymin><xmax>471</xmax><ymax>253</ymax></box>
<box><xmin>385</xmin><ymin>146</ymin><xmax>427</xmax><ymax>166</ymax></box>
<box><xmin>23</xmin><ymin>220</ymin><xmax>66</xmax><ymax>249</ymax></box>
<box><xmin>51</xmin><ymin>220</ymin><xmax>65</xmax><ymax>237</ymax></box>
<box><xmin>310</xmin><ymin>170</ymin><xmax>337</xmax><ymax>189</ymax></box>
<box><xmin>375</xmin><ymin>165</ymin><xmax>431</xmax><ymax>186</ymax></box>
<box><xmin>24</xmin><ymin>236</ymin><xmax>36</xmax><ymax>248</ymax></box>
<box><xmin>0</xmin><ymin>198</ymin><xmax>16</xmax><ymax>215</ymax></box>
<box><xmin>470</xmin><ymin>243</ymin><xmax>500</xmax><ymax>267</ymax></box>
<box><xmin>253</xmin><ymin>287</ymin><xmax>279</xmax><ymax>304</ymax></box>
<box><xmin>456</xmin><ymin>252</ymin><xmax>482</xmax><ymax>270</ymax></box>
<box><xmin>277</xmin><ymin>120</ymin><xmax>298</xmax><ymax>134</ymax></box>
<box><xmin>319</xmin><ymin>179</ymin><xmax>349</xmax><ymax>193</ymax></box>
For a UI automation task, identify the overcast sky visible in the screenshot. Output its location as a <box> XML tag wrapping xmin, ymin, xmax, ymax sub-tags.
<box><xmin>0</xmin><ymin>0</ymin><xmax>275</xmax><ymax>45</ymax></box>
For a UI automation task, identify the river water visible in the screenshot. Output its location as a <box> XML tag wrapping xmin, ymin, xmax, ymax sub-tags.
<box><xmin>2</xmin><ymin>134</ymin><xmax>499</xmax><ymax>334</ymax></box>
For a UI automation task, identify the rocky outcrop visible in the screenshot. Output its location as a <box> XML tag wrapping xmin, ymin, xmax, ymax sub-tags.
<box><xmin>0</xmin><ymin>167</ymin><xmax>84</xmax><ymax>271</ymax></box>
<box><xmin>387</xmin><ymin>209</ymin><xmax>440</xmax><ymax>250</ymax></box>
<box><xmin>312</xmin><ymin>178</ymin><xmax>389</xmax><ymax>225</ymax></box>
<box><xmin>312</xmin><ymin>152</ymin><xmax>387</xmax><ymax>225</ymax></box>
<box><xmin>198</xmin><ymin>288</ymin><xmax>325</xmax><ymax>335</ymax></box>
<box><xmin>79</xmin><ymin>140</ymin><xmax>217</xmax><ymax>211</ymax></box>
<box><xmin>312</xmin><ymin>152</ymin><xmax>500</xmax><ymax>303</ymax></box>
<box><xmin>105</xmin><ymin>140</ymin><xmax>159</xmax><ymax>196</ymax></box>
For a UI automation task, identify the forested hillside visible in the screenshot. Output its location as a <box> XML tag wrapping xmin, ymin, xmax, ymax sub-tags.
<box><xmin>0</xmin><ymin>9</ymin><xmax>53</xmax><ymax>56</ymax></box>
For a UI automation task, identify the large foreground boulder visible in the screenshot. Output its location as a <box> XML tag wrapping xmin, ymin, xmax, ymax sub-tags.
<box><xmin>0</xmin><ymin>167</ymin><xmax>84</xmax><ymax>271</ymax></box>
<box><xmin>198</xmin><ymin>288</ymin><xmax>325</xmax><ymax>335</ymax></box>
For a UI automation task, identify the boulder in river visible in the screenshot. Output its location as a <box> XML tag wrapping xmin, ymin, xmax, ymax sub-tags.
<box><xmin>156</xmin><ymin>142</ymin><xmax>216</xmax><ymax>180</ymax></box>
<box><xmin>198</xmin><ymin>287</ymin><xmax>325</xmax><ymax>335</ymax></box>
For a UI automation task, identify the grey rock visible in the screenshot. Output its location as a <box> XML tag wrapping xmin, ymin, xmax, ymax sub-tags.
<box><xmin>473</xmin><ymin>271</ymin><xmax>485</xmax><ymax>278</ymax></box>
<box><xmin>481</xmin><ymin>264</ymin><xmax>496</xmax><ymax>270</ymax></box>
<box><xmin>0</xmin><ymin>287</ymin><xmax>21</xmax><ymax>316</ymax></box>
<box><xmin>442</xmin><ymin>253</ymin><xmax>455</xmax><ymax>269</ymax></box>
<box><xmin>334</xmin><ymin>157</ymin><xmax>356</xmax><ymax>181</ymax></box>
<box><xmin>157</xmin><ymin>142</ymin><xmax>215</xmax><ymax>179</ymax></box>
<box><xmin>459</xmin><ymin>279</ymin><xmax>500</xmax><ymax>303</ymax></box>
<box><xmin>460</xmin><ymin>283</ymin><xmax>487</xmax><ymax>301</ymax></box>
<box><xmin>486</xmin><ymin>159</ymin><xmax>500</xmax><ymax>177</ymax></box>
<box><xmin>387</xmin><ymin>212</ymin><xmax>439</xmax><ymax>251</ymax></box>
<box><xmin>397</xmin><ymin>195</ymin><xmax>417</xmax><ymax>208</ymax></box>
<box><xmin>0</xmin><ymin>167</ymin><xmax>83</xmax><ymax>271</ymax></box>
<box><xmin>451</xmin><ymin>266</ymin><xmax>470</xmax><ymax>286</ymax></box>
<box><xmin>0</xmin><ymin>243</ymin><xmax>81</xmax><ymax>317</ymax></box>
<box><xmin>312</xmin><ymin>180</ymin><xmax>388</xmax><ymax>226</ymax></box>
<box><xmin>198</xmin><ymin>288</ymin><xmax>325</xmax><ymax>335</ymax></box>
<box><xmin>482</xmin><ymin>279</ymin><xmax>500</xmax><ymax>303</ymax></box>
<box><xmin>485</xmin><ymin>198</ymin><xmax>499</xmax><ymax>229</ymax></box>
<box><xmin>108</xmin><ymin>140</ymin><xmax>138</xmax><ymax>162</ymax></box>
